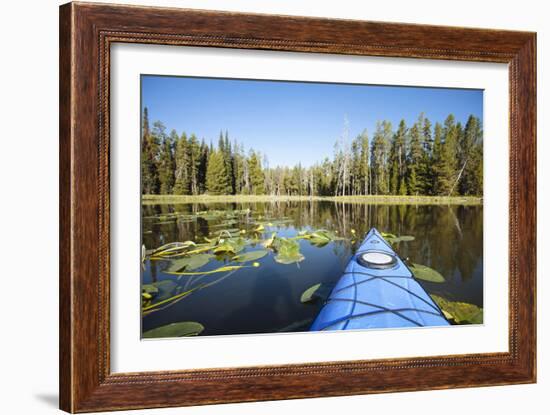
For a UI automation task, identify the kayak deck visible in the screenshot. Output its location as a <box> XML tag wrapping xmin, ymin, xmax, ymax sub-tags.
<box><xmin>310</xmin><ymin>228</ymin><xmax>449</xmax><ymax>331</ymax></box>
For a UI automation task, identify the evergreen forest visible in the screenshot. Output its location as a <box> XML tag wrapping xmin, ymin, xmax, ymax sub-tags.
<box><xmin>141</xmin><ymin>107</ymin><xmax>483</xmax><ymax>198</ymax></box>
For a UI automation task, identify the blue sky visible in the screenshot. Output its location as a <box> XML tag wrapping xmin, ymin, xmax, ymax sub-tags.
<box><xmin>141</xmin><ymin>75</ymin><xmax>483</xmax><ymax>168</ymax></box>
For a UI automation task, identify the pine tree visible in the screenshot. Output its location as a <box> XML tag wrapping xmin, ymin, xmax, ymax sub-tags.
<box><xmin>188</xmin><ymin>134</ymin><xmax>201</xmax><ymax>195</ymax></box>
<box><xmin>459</xmin><ymin>116</ymin><xmax>483</xmax><ymax>195</ymax></box>
<box><xmin>222</xmin><ymin>131</ymin><xmax>235</xmax><ymax>194</ymax></box>
<box><xmin>248</xmin><ymin>151</ymin><xmax>265</xmax><ymax>194</ymax></box>
<box><xmin>371</xmin><ymin>122</ymin><xmax>390</xmax><ymax>195</ymax></box>
<box><xmin>198</xmin><ymin>139</ymin><xmax>209</xmax><ymax>194</ymax></box>
<box><xmin>206</xmin><ymin>149</ymin><xmax>230</xmax><ymax>195</ymax></box>
<box><xmin>143</xmin><ymin>120</ymin><xmax>164</xmax><ymax>194</ymax></box>
<box><xmin>433</xmin><ymin>115</ymin><xmax>458</xmax><ymax>195</ymax></box>
<box><xmin>233</xmin><ymin>141</ymin><xmax>244</xmax><ymax>194</ymax></box>
<box><xmin>419</xmin><ymin>116</ymin><xmax>433</xmax><ymax>194</ymax></box>
<box><xmin>407</xmin><ymin>122</ymin><xmax>423</xmax><ymax>195</ymax></box>
<box><xmin>158</xmin><ymin>130</ymin><xmax>176</xmax><ymax>194</ymax></box>
<box><xmin>141</xmin><ymin>107</ymin><xmax>160</xmax><ymax>194</ymax></box>
<box><xmin>431</xmin><ymin>122</ymin><xmax>443</xmax><ymax>194</ymax></box>
<box><xmin>389</xmin><ymin>120</ymin><xmax>407</xmax><ymax>194</ymax></box>
<box><xmin>173</xmin><ymin>132</ymin><xmax>191</xmax><ymax>195</ymax></box>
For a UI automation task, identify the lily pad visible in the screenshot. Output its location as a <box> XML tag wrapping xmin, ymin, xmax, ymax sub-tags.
<box><xmin>431</xmin><ymin>295</ymin><xmax>484</xmax><ymax>324</ymax></box>
<box><xmin>300</xmin><ymin>282</ymin><xmax>333</xmax><ymax>303</ymax></box>
<box><xmin>142</xmin><ymin>284</ymin><xmax>159</xmax><ymax>296</ymax></box>
<box><xmin>165</xmin><ymin>254</ymin><xmax>214</xmax><ymax>273</ymax></box>
<box><xmin>298</xmin><ymin>229</ymin><xmax>344</xmax><ymax>247</ymax></box>
<box><xmin>142</xmin><ymin>322</ymin><xmax>205</xmax><ymax>338</ymax></box>
<box><xmin>384</xmin><ymin>234</ymin><xmax>415</xmax><ymax>245</ymax></box>
<box><xmin>274</xmin><ymin>238</ymin><xmax>304</xmax><ymax>265</ymax></box>
<box><xmin>410</xmin><ymin>263</ymin><xmax>445</xmax><ymax>283</ymax></box>
<box><xmin>261</xmin><ymin>232</ymin><xmax>277</xmax><ymax>249</ymax></box>
<box><xmin>231</xmin><ymin>250</ymin><xmax>268</xmax><ymax>263</ymax></box>
<box><xmin>142</xmin><ymin>280</ymin><xmax>179</xmax><ymax>302</ymax></box>
<box><xmin>213</xmin><ymin>238</ymin><xmax>246</xmax><ymax>255</ymax></box>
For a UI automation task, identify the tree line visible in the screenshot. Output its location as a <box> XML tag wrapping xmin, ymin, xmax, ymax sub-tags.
<box><xmin>141</xmin><ymin>107</ymin><xmax>483</xmax><ymax>197</ymax></box>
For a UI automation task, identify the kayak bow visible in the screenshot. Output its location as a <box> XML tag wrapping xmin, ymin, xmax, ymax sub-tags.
<box><xmin>310</xmin><ymin>228</ymin><xmax>449</xmax><ymax>331</ymax></box>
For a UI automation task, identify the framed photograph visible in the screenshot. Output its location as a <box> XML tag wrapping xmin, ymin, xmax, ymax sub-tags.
<box><xmin>59</xmin><ymin>2</ymin><xmax>536</xmax><ymax>412</ymax></box>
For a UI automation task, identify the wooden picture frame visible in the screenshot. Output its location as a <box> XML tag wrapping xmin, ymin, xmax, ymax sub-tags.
<box><xmin>59</xmin><ymin>2</ymin><xmax>536</xmax><ymax>412</ymax></box>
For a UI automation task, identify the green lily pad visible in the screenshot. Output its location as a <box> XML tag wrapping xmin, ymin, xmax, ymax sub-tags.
<box><xmin>261</xmin><ymin>232</ymin><xmax>277</xmax><ymax>249</ymax></box>
<box><xmin>410</xmin><ymin>263</ymin><xmax>445</xmax><ymax>283</ymax></box>
<box><xmin>385</xmin><ymin>235</ymin><xmax>415</xmax><ymax>244</ymax></box>
<box><xmin>142</xmin><ymin>322</ymin><xmax>205</xmax><ymax>338</ymax></box>
<box><xmin>300</xmin><ymin>282</ymin><xmax>333</xmax><ymax>303</ymax></box>
<box><xmin>431</xmin><ymin>295</ymin><xmax>484</xmax><ymax>324</ymax></box>
<box><xmin>307</xmin><ymin>232</ymin><xmax>331</xmax><ymax>246</ymax></box>
<box><xmin>231</xmin><ymin>250</ymin><xmax>268</xmax><ymax>263</ymax></box>
<box><xmin>213</xmin><ymin>238</ymin><xmax>246</xmax><ymax>255</ymax></box>
<box><xmin>142</xmin><ymin>284</ymin><xmax>159</xmax><ymax>296</ymax></box>
<box><xmin>165</xmin><ymin>254</ymin><xmax>214</xmax><ymax>273</ymax></box>
<box><xmin>274</xmin><ymin>238</ymin><xmax>304</xmax><ymax>265</ymax></box>
<box><xmin>142</xmin><ymin>280</ymin><xmax>179</xmax><ymax>302</ymax></box>
<box><xmin>298</xmin><ymin>229</ymin><xmax>344</xmax><ymax>247</ymax></box>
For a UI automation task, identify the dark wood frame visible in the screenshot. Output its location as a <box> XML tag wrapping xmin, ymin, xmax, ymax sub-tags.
<box><xmin>59</xmin><ymin>2</ymin><xmax>536</xmax><ymax>412</ymax></box>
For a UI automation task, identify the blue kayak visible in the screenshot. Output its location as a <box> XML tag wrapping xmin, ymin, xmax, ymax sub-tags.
<box><xmin>310</xmin><ymin>228</ymin><xmax>449</xmax><ymax>331</ymax></box>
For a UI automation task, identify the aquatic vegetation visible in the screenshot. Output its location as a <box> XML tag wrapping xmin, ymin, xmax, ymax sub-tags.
<box><xmin>261</xmin><ymin>232</ymin><xmax>277</xmax><ymax>249</ymax></box>
<box><xmin>140</xmin><ymin>220</ymin><xmax>347</xmax><ymax>313</ymax></box>
<box><xmin>150</xmin><ymin>241</ymin><xmax>198</xmax><ymax>258</ymax></box>
<box><xmin>142</xmin><ymin>280</ymin><xmax>179</xmax><ymax>302</ymax></box>
<box><xmin>165</xmin><ymin>254</ymin><xmax>214</xmax><ymax>273</ymax></box>
<box><xmin>141</xmin><ymin>279</ymin><xmax>199</xmax><ymax>314</ymax></box>
<box><xmin>273</xmin><ymin>238</ymin><xmax>305</xmax><ymax>265</ymax></box>
<box><xmin>165</xmin><ymin>263</ymin><xmax>258</xmax><ymax>277</ymax></box>
<box><xmin>142</xmin><ymin>287</ymin><xmax>197</xmax><ymax>312</ymax></box>
<box><xmin>231</xmin><ymin>250</ymin><xmax>268</xmax><ymax>262</ymax></box>
<box><xmin>141</xmin><ymin>206</ymin><xmax>482</xmax><ymax>336</ymax></box>
<box><xmin>296</xmin><ymin>229</ymin><xmax>344</xmax><ymax>247</ymax></box>
<box><xmin>409</xmin><ymin>263</ymin><xmax>446</xmax><ymax>283</ymax></box>
<box><xmin>300</xmin><ymin>282</ymin><xmax>334</xmax><ymax>303</ymax></box>
<box><xmin>212</xmin><ymin>237</ymin><xmax>246</xmax><ymax>255</ymax></box>
<box><xmin>380</xmin><ymin>232</ymin><xmax>415</xmax><ymax>245</ymax></box>
<box><xmin>430</xmin><ymin>294</ymin><xmax>483</xmax><ymax>324</ymax></box>
<box><xmin>142</xmin><ymin>322</ymin><xmax>205</xmax><ymax>338</ymax></box>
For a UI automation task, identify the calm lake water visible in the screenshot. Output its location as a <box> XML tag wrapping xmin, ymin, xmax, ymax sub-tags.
<box><xmin>141</xmin><ymin>201</ymin><xmax>483</xmax><ymax>336</ymax></box>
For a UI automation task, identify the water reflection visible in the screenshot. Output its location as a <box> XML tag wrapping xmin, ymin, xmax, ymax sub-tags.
<box><xmin>142</xmin><ymin>201</ymin><xmax>483</xmax><ymax>336</ymax></box>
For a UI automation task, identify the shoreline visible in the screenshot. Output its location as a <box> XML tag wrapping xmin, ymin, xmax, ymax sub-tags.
<box><xmin>142</xmin><ymin>194</ymin><xmax>483</xmax><ymax>205</ymax></box>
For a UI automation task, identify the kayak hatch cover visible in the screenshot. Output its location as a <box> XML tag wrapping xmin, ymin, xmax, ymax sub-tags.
<box><xmin>310</xmin><ymin>228</ymin><xmax>449</xmax><ymax>331</ymax></box>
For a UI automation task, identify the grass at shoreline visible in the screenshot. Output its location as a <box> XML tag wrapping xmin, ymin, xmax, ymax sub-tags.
<box><xmin>142</xmin><ymin>194</ymin><xmax>483</xmax><ymax>205</ymax></box>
